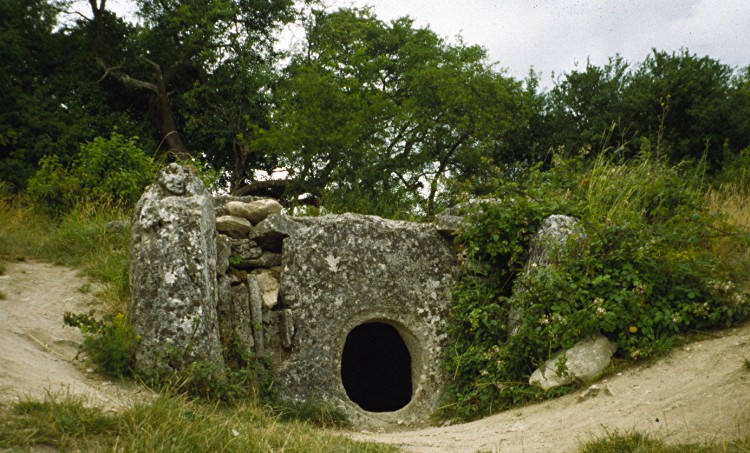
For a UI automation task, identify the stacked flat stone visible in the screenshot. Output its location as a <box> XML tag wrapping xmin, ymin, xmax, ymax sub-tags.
<box><xmin>214</xmin><ymin>197</ymin><xmax>298</xmax><ymax>361</ymax></box>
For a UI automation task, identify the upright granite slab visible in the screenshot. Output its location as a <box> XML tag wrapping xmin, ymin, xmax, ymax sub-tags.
<box><xmin>129</xmin><ymin>164</ymin><xmax>224</xmax><ymax>374</ymax></box>
<box><xmin>278</xmin><ymin>213</ymin><xmax>460</xmax><ymax>426</ymax></box>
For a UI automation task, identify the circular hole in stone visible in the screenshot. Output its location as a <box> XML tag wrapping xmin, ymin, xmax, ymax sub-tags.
<box><xmin>340</xmin><ymin>322</ymin><xmax>413</xmax><ymax>412</ymax></box>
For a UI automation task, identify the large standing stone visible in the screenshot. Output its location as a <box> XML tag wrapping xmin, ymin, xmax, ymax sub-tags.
<box><xmin>510</xmin><ymin>214</ymin><xmax>584</xmax><ymax>335</ymax></box>
<box><xmin>129</xmin><ymin>163</ymin><xmax>224</xmax><ymax>374</ymax></box>
<box><xmin>278</xmin><ymin>213</ymin><xmax>459</xmax><ymax>426</ymax></box>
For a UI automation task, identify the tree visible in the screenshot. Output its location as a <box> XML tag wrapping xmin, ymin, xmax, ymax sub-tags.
<box><xmin>624</xmin><ymin>49</ymin><xmax>739</xmax><ymax>168</ymax></box>
<box><xmin>544</xmin><ymin>50</ymin><xmax>749</xmax><ymax>170</ymax></box>
<box><xmin>545</xmin><ymin>56</ymin><xmax>631</xmax><ymax>156</ymax></box>
<box><xmin>88</xmin><ymin>0</ymin><xmax>295</xmax><ymax>171</ymax></box>
<box><xmin>262</xmin><ymin>8</ymin><xmax>530</xmax><ymax>216</ymax></box>
<box><xmin>0</xmin><ymin>0</ymin><xmax>148</xmax><ymax>190</ymax></box>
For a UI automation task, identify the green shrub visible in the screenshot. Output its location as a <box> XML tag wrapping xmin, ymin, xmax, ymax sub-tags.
<box><xmin>26</xmin><ymin>154</ymin><xmax>80</xmax><ymax>213</ymax></box>
<box><xmin>27</xmin><ymin>131</ymin><xmax>156</xmax><ymax>213</ymax></box>
<box><xmin>64</xmin><ymin>310</ymin><xmax>139</xmax><ymax>379</ymax></box>
<box><xmin>440</xmin><ymin>152</ymin><xmax>750</xmax><ymax>421</ymax></box>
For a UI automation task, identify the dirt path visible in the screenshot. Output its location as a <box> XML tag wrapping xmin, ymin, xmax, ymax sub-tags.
<box><xmin>349</xmin><ymin>323</ymin><xmax>750</xmax><ymax>452</ymax></box>
<box><xmin>1</xmin><ymin>260</ymin><xmax>749</xmax><ymax>451</ymax></box>
<box><xmin>0</xmin><ymin>260</ymin><xmax>149</xmax><ymax>410</ymax></box>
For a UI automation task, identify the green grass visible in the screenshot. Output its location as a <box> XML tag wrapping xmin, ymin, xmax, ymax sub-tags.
<box><xmin>0</xmin><ymin>394</ymin><xmax>395</xmax><ymax>452</ymax></box>
<box><xmin>576</xmin><ymin>430</ymin><xmax>750</xmax><ymax>453</ymax></box>
<box><xmin>0</xmin><ymin>193</ymin><xmax>131</xmax><ymax>313</ymax></box>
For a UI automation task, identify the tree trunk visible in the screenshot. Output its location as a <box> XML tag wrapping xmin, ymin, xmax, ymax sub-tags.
<box><xmin>150</xmin><ymin>83</ymin><xmax>188</xmax><ymax>156</ymax></box>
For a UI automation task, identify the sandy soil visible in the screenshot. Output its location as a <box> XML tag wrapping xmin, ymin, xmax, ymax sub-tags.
<box><xmin>1</xmin><ymin>260</ymin><xmax>749</xmax><ymax>452</ymax></box>
<box><xmin>0</xmin><ymin>260</ymin><xmax>149</xmax><ymax>410</ymax></box>
<box><xmin>349</xmin><ymin>322</ymin><xmax>750</xmax><ymax>452</ymax></box>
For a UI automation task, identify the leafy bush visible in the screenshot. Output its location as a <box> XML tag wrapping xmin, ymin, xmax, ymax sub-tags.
<box><xmin>64</xmin><ymin>311</ymin><xmax>139</xmax><ymax>378</ymax></box>
<box><xmin>27</xmin><ymin>132</ymin><xmax>156</xmax><ymax>213</ymax></box>
<box><xmin>440</xmin><ymin>152</ymin><xmax>750</xmax><ymax>421</ymax></box>
<box><xmin>26</xmin><ymin>154</ymin><xmax>80</xmax><ymax>213</ymax></box>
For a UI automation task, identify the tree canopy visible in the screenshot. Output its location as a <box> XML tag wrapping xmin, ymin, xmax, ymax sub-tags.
<box><xmin>1</xmin><ymin>1</ymin><xmax>749</xmax><ymax>214</ymax></box>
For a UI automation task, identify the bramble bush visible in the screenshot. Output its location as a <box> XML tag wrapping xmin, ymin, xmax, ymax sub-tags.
<box><xmin>440</xmin><ymin>151</ymin><xmax>750</xmax><ymax>421</ymax></box>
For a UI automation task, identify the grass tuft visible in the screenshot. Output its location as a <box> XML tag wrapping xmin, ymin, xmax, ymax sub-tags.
<box><xmin>0</xmin><ymin>193</ymin><xmax>131</xmax><ymax>314</ymax></box>
<box><xmin>577</xmin><ymin>429</ymin><xmax>750</xmax><ymax>453</ymax></box>
<box><xmin>0</xmin><ymin>394</ymin><xmax>395</xmax><ymax>452</ymax></box>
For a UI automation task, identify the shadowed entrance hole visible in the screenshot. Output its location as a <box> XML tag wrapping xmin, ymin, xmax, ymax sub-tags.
<box><xmin>341</xmin><ymin>322</ymin><xmax>412</xmax><ymax>412</ymax></box>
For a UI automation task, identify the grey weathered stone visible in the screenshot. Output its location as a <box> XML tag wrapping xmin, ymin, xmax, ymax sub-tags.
<box><xmin>227</xmin><ymin>238</ymin><xmax>263</xmax><ymax>266</ymax></box>
<box><xmin>527</xmin><ymin>215</ymin><xmax>583</xmax><ymax>268</ymax></box>
<box><xmin>129</xmin><ymin>163</ymin><xmax>224</xmax><ymax>374</ymax></box>
<box><xmin>217</xmin><ymin>282</ymin><xmax>254</xmax><ymax>359</ymax></box>
<box><xmin>433</xmin><ymin>214</ymin><xmax>465</xmax><ymax>237</ymax></box>
<box><xmin>236</xmin><ymin>252</ymin><xmax>282</xmax><ymax>269</ymax></box>
<box><xmin>216</xmin><ymin>215</ymin><xmax>253</xmax><ymax>239</ymax></box>
<box><xmin>279</xmin><ymin>309</ymin><xmax>295</xmax><ymax>349</ymax></box>
<box><xmin>226</xmin><ymin>199</ymin><xmax>283</xmax><ymax>225</ymax></box>
<box><xmin>277</xmin><ymin>213</ymin><xmax>459</xmax><ymax>426</ymax></box>
<box><xmin>253</xmin><ymin>269</ymin><xmax>279</xmax><ymax>309</ymax></box>
<box><xmin>213</xmin><ymin>194</ymin><xmax>264</xmax><ymax>217</ymax></box>
<box><xmin>529</xmin><ymin>335</ymin><xmax>618</xmax><ymax>390</ymax></box>
<box><xmin>247</xmin><ymin>274</ymin><xmax>265</xmax><ymax>355</ymax></box>
<box><xmin>216</xmin><ymin>234</ymin><xmax>231</xmax><ymax>275</ymax></box>
<box><xmin>251</xmin><ymin>214</ymin><xmax>303</xmax><ymax>251</ymax></box>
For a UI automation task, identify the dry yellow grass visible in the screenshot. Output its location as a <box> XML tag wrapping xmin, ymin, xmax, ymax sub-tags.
<box><xmin>706</xmin><ymin>183</ymin><xmax>750</xmax><ymax>287</ymax></box>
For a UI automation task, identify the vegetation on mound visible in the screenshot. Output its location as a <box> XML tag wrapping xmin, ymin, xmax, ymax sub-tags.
<box><xmin>440</xmin><ymin>151</ymin><xmax>750</xmax><ymax>421</ymax></box>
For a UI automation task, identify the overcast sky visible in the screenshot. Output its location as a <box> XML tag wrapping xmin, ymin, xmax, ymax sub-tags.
<box><xmin>325</xmin><ymin>0</ymin><xmax>750</xmax><ymax>83</ymax></box>
<box><xmin>102</xmin><ymin>0</ymin><xmax>749</xmax><ymax>85</ymax></box>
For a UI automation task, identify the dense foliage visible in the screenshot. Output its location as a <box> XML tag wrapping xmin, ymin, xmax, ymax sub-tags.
<box><xmin>2</xmin><ymin>2</ymin><xmax>749</xmax><ymax>212</ymax></box>
<box><xmin>27</xmin><ymin>132</ymin><xmax>156</xmax><ymax>212</ymax></box>
<box><xmin>440</xmin><ymin>153</ymin><xmax>750</xmax><ymax>421</ymax></box>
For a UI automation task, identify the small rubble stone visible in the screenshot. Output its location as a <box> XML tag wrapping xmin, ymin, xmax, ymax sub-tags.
<box><xmin>228</xmin><ymin>238</ymin><xmax>263</xmax><ymax>265</ymax></box>
<box><xmin>226</xmin><ymin>199</ymin><xmax>283</xmax><ymax>225</ymax></box>
<box><xmin>237</xmin><ymin>252</ymin><xmax>282</xmax><ymax>269</ymax></box>
<box><xmin>253</xmin><ymin>269</ymin><xmax>280</xmax><ymax>309</ymax></box>
<box><xmin>251</xmin><ymin>214</ymin><xmax>303</xmax><ymax>251</ymax></box>
<box><xmin>216</xmin><ymin>215</ymin><xmax>253</xmax><ymax>239</ymax></box>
